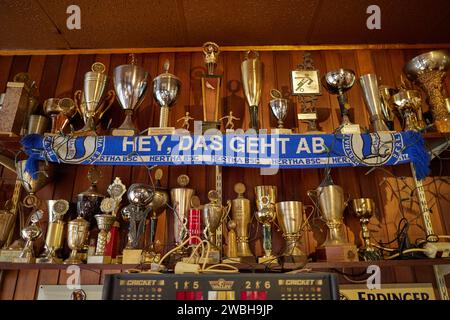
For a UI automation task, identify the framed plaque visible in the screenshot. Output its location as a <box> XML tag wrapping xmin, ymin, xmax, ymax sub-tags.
<box><xmin>291</xmin><ymin>69</ymin><xmax>321</xmax><ymax>95</ymax></box>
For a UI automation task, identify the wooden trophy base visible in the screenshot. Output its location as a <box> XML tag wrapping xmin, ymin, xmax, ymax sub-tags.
<box><xmin>122</xmin><ymin>249</ymin><xmax>143</xmax><ymax>264</ymax></box>
<box><xmin>87</xmin><ymin>255</ymin><xmax>112</xmax><ymax>264</ymax></box>
<box><xmin>147</xmin><ymin>127</ymin><xmax>175</xmax><ymax>135</ymax></box>
<box><xmin>315</xmin><ymin>244</ymin><xmax>359</xmax><ymax>262</ymax></box>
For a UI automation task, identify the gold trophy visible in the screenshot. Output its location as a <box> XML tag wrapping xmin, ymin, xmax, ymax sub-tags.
<box><xmin>0</xmin><ymin>204</ymin><xmax>15</xmax><ymax>249</ymax></box>
<box><xmin>170</xmin><ymin>175</ymin><xmax>195</xmax><ymax>247</ymax></box>
<box><xmin>201</xmin><ymin>190</ymin><xmax>231</xmax><ymax>263</ymax></box>
<box><xmin>351</xmin><ymin>198</ymin><xmax>382</xmax><ymax>261</ymax></box>
<box><xmin>308</xmin><ymin>177</ymin><xmax>358</xmax><ymax>262</ymax></box>
<box><xmin>241</xmin><ymin>51</ymin><xmax>263</xmax><ymax>131</ymax></box>
<box><xmin>64</xmin><ymin>216</ymin><xmax>90</xmax><ymax>264</ymax></box>
<box><xmin>43</xmin><ymin>97</ymin><xmax>77</xmax><ymax>134</ymax></box>
<box><xmin>269</xmin><ymin>89</ymin><xmax>292</xmax><ymax>134</ymax></box>
<box><xmin>404</xmin><ymin>50</ymin><xmax>450</xmax><ymax>132</ymax></box>
<box><xmin>73</xmin><ymin>62</ymin><xmax>115</xmax><ymax>136</ymax></box>
<box><xmin>275</xmin><ymin>201</ymin><xmax>312</xmax><ymax>264</ymax></box>
<box><xmin>36</xmin><ymin>199</ymin><xmax>69</xmax><ymax>263</ymax></box>
<box><xmin>254</xmin><ymin>185</ymin><xmax>277</xmax><ymax>264</ymax></box>
<box><xmin>14</xmin><ymin>210</ymin><xmax>43</xmax><ymax>263</ymax></box>
<box><xmin>201</xmin><ymin>42</ymin><xmax>222</xmax><ymax>132</ymax></box>
<box><xmin>16</xmin><ymin>160</ymin><xmax>54</xmax><ymax>209</ymax></box>
<box><xmin>392</xmin><ymin>89</ymin><xmax>426</xmax><ymax>131</ymax></box>
<box><xmin>379</xmin><ymin>85</ymin><xmax>398</xmax><ymax>131</ymax></box>
<box><xmin>359</xmin><ymin>74</ymin><xmax>390</xmax><ymax>132</ymax></box>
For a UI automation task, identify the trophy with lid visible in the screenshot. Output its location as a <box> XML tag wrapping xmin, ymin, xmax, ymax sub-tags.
<box><xmin>170</xmin><ymin>175</ymin><xmax>194</xmax><ymax>247</ymax></box>
<box><xmin>64</xmin><ymin>214</ymin><xmax>90</xmax><ymax>264</ymax></box>
<box><xmin>149</xmin><ymin>60</ymin><xmax>181</xmax><ymax>135</ymax></box>
<box><xmin>241</xmin><ymin>51</ymin><xmax>263</xmax><ymax>131</ymax></box>
<box><xmin>73</xmin><ymin>62</ymin><xmax>115</xmax><ymax>136</ymax></box>
<box><xmin>77</xmin><ymin>167</ymin><xmax>105</xmax><ymax>225</ymax></box>
<box><xmin>112</xmin><ymin>54</ymin><xmax>148</xmax><ymax>136</ymax></box>
<box><xmin>254</xmin><ymin>185</ymin><xmax>277</xmax><ymax>264</ymax></box>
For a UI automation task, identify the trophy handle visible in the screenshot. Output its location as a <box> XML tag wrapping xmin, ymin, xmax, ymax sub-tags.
<box><xmin>344</xmin><ymin>193</ymin><xmax>351</xmax><ymax>207</ymax></box>
<box><xmin>222</xmin><ymin>200</ymin><xmax>232</xmax><ymax>223</ymax></box>
<box><xmin>302</xmin><ymin>204</ymin><xmax>315</xmax><ymax>231</ymax></box>
<box><xmin>73</xmin><ymin>90</ymin><xmax>83</xmax><ymax>116</ymax></box>
<box><xmin>96</xmin><ymin>90</ymin><xmax>116</xmax><ymax>120</ymax></box>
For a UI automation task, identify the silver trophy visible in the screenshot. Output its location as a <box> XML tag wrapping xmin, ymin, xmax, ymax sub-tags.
<box><xmin>15</xmin><ymin>210</ymin><xmax>43</xmax><ymax>263</ymax></box>
<box><xmin>392</xmin><ymin>89</ymin><xmax>425</xmax><ymax>131</ymax></box>
<box><xmin>112</xmin><ymin>56</ymin><xmax>148</xmax><ymax>136</ymax></box>
<box><xmin>269</xmin><ymin>89</ymin><xmax>291</xmax><ymax>134</ymax></box>
<box><xmin>241</xmin><ymin>51</ymin><xmax>263</xmax><ymax>130</ymax></box>
<box><xmin>359</xmin><ymin>74</ymin><xmax>390</xmax><ymax>132</ymax></box>
<box><xmin>170</xmin><ymin>175</ymin><xmax>194</xmax><ymax>246</ymax></box>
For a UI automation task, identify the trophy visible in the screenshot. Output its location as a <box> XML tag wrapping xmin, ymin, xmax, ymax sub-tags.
<box><xmin>351</xmin><ymin>198</ymin><xmax>382</xmax><ymax>261</ymax></box>
<box><xmin>226</xmin><ymin>220</ymin><xmax>238</xmax><ymax>259</ymax></box>
<box><xmin>142</xmin><ymin>168</ymin><xmax>169</xmax><ymax>263</ymax></box>
<box><xmin>16</xmin><ymin>160</ymin><xmax>54</xmax><ymax>209</ymax></box>
<box><xmin>307</xmin><ymin>177</ymin><xmax>358</xmax><ymax>262</ymax></box>
<box><xmin>27</xmin><ymin>115</ymin><xmax>50</xmax><ymax>135</ymax></box>
<box><xmin>112</xmin><ymin>55</ymin><xmax>148</xmax><ymax>136</ymax></box>
<box><xmin>64</xmin><ymin>215</ymin><xmax>90</xmax><ymax>264</ymax></box>
<box><xmin>269</xmin><ymin>89</ymin><xmax>292</xmax><ymax>134</ymax></box>
<box><xmin>229</xmin><ymin>183</ymin><xmax>254</xmax><ymax>262</ymax></box>
<box><xmin>241</xmin><ymin>51</ymin><xmax>263</xmax><ymax>131</ymax></box>
<box><xmin>0</xmin><ymin>203</ymin><xmax>15</xmax><ymax>248</ymax></box>
<box><xmin>176</xmin><ymin>112</ymin><xmax>195</xmax><ymax>131</ymax></box>
<box><xmin>254</xmin><ymin>185</ymin><xmax>277</xmax><ymax>263</ymax></box>
<box><xmin>201</xmin><ymin>42</ymin><xmax>222</xmax><ymax>132</ymax></box>
<box><xmin>13</xmin><ymin>210</ymin><xmax>43</xmax><ymax>263</ymax></box>
<box><xmin>149</xmin><ymin>60</ymin><xmax>181</xmax><ymax>135</ymax></box>
<box><xmin>121</xmin><ymin>183</ymin><xmax>153</xmax><ymax>264</ymax></box>
<box><xmin>104</xmin><ymin>177</ymin><xmax>126</xmax><ymax>261</ymax></box>
<box><xmin>170</xmin><ymin>175</ymin><xmax>194</xmax><ymax>247</ymax></box>
<box><xmin>77</xmin><ymin>167</ymin><xmax>105</xmax><ymax>225</ymax></box>
<box><xmin>275</xmin><ymin>201</ymin><xmax>312</xmax><ymax>264</ymax></box>
<box><xmin>73</xmin><ymin>62</ymin><xmax>115</xmax><ymax>135</ymax></box>
<box><xmin>404</xmin><ymin>50</ymin><xmax>450</xmax><ymax>132</ymax></box>
<box><xmin>392</xmin><ymin>89</ymin><xmax>425</xmax><ymax>131</ymax></box>
<box><xmin>201</xmin><ymin>190</ymin><xmax>231</xmax><ymax>263</ymax></box>
<box><xmin>379</xmin><ymin>85</ymin><xmax>398</xmax><ymax>131</ymax></box>
<box><xmin>359</xmin><ymin>74</ymin><xmax>390</xmax><ymax>132</ymax></box>
<box><xmin>187</xmin><ymin>196</ymin><xmax>202</xmax><ymax>247</ymax></box>
<box><xmin>322</xmin><ymin>69</ymin><xmax>361</xmax><ymax>134</ymax></box>
<box><xmin>37</xmin><ymin>199</ymin><xmax>69</xmax><ymax>263</ymax></box>
<box><xmin>43</xmin><ymin>97</ymin><xmax>77</xmax><ymax>134</ymax></box>
<box><xmin>219</xmin><ymin>111</ymin><xmax>240</xmax><ymax>133</ymax></box>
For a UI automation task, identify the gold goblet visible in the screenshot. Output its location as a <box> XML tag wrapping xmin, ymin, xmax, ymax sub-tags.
<box><xmin>64</xmin><ymin>216</ymin><xmax>90</xmax><ymax>264</ymax></box>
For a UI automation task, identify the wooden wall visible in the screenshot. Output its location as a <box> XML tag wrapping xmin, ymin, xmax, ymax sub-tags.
<box><xmin>1</xmin><ymin>47</ymin><xmax>450</xmax><ymax>299</ymax></box>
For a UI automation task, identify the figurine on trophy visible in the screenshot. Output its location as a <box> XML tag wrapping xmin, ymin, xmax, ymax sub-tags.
<box><xmin>73</xmin><ymin>62</ymin><xmax>115</xmax><ymax>136</ymax></box>
<box><xmin>269</xmin><ymin>89</ymin><xmax>292</xmax><ymax>134</ymax></box>
<box><xmin>322</xmin><ymin>69</ymin><xmax>361</xmax><ymax>134</ymax></box>
<box><xmin>254</xmin><ymin>185</ymin><xmax>277</xmax><ymax>264</ymax></box>
<box><xmin>176</xmin><ymin>112</ymin><xmax>195</xmax><ymax>131</ymax></box>
<box><xmin>14</xmin><ymin>210</ymin><xmax>43</xmax><ymax>263</ymax></box>
<box><xmin>219</xmin><ymin>111</ymin><xmax>241</xmax><ymax>133</ymax></box>
<box><xmin>241</xmin><ymin>51</ymin><xmax>263</xmax><ymax>131</ymax></box>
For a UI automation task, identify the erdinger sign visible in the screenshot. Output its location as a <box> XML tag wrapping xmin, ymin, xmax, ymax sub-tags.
<box><xmin>340</xmin><ymin>283</ymin><xmax>436</xmax><ymax>300</ymax></box>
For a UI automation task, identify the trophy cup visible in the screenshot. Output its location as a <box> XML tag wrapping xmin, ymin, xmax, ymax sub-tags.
<box><xmin>121</xmin><ymin>183</ymin><xmax>153</xmax><ymax>264</ymax></box>
<box><xmin>359</xmin><ymin>74</ymin><xmax>390</xmax><ymax>132</ymax></box>
<box><xmin>254</xmin><ymin>185</ymin><xmax>277</xmax><ymax>264</ymax></box>
<box><xmin>77</xmin><ymin>167</ymin><xmax>105</xmax><ymax>225</ymax></box>
<box><xmin>351</xmin><ymin>198</ymin><xmax>382</xmax><ymax>261</ymax></box>
<box><xmin>43</xmin><ymin>97</ymin><xmax>77</xmax><ymax>134</ymax></box>
<box><xmin>27</xmin><ymin>115</ymin><xmax>50</xmax><ymax>135</ymax></box>
<box><xmin>112</xmin><ymin>55</ymin><xmax>148</xmax><ymax>136</ymax></box>
<box><xmin>37</xmin><ymin>199</ymin><xmax>69</xmax><ymax>263</ymax></box>
<box><xmin>170</xmin><ymin>175</ymin><xmax>194</xmax><ymax>247</ymax></box>
<box><xmin>149</xmin><ymin>60</ymin><xmax>181</xmax><ymax>135</ymax></box>
<box><xmin>201</xmin><ymin>42</ymin><xmax>222</xmax><ymax>132</ymax></box>
<box><xmin>275</xmin><ymin>201</ymin><xmax>312</xmax><ymax>264</ymax></box>
<box><xmin>404</xmin><ymin>50</ymin><xmax>450</xmax><ymax>132</ymax></box>
<box><xmin>269</xmin><ymin>89</ymin><xmax>292</xmax><ymax>134</ymax></box>
<box><xmin>307</xmin><ymin>177</ymin><xmax>358</xmax><ymax>262</ymax></box>
<box><xmin>64</xmin><ymin>215</ymin><xmax>90</xmax><ymax>264</ymax></box>
<box><xmin>241</xmin><ymin>51</ymin><xmax>263</xmax><ymax>131</ymax></box>
<box><xmin>74</xmin><ymin>62</ymin><xmax>115</xmax><ymax>136</ymax></box>
<box><xmin>322</xmin><ymin>69</ymin><xmax>361</xmax><ymax>134</ymax></box>
<box><xmin>379</xmin><ymin>85</ymin><xmax>398</xmax><ymax>131</ymax></box>
<box><xmin>16</xmin><ymin>160</ymin><xmax>54</xmax><ymax>209</ymax></box>
<box><xmin>87</xmin><ymin>198</ymin><xmax>116</xmax><ymax>264</ymax></box>
<box><xmin>392</xmin><ymin>89</ymin><xmax>425</xmax><ymax>131</ymax></box>
<box><xmin>201</xmin><ymin>190</ymin><xmax>231</xmax><ymax>263</ymax></box>
<box><xmin>142</xmin><ymin>168</ymin><xmax>169</xmax><ymax>264</ymax></box>
<box><xmin>0</xmin><ymin>204</ymin><xmax>15</xmax><ymax>249</ymax></box>
<box><xmin>14</xmin><ymin>210</ymin><xmax>43</xmax><ymax>263</ymax></box>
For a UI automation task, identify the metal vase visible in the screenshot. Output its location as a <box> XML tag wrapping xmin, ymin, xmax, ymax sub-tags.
<box><xmin>359</xmin><ymin>74</ymin><xmax>389</xmax><ymax>132</ymax></box>
<box><xmin>170</xmin><ymin>187</ymin><xmax>194</xmax><ymax>245</ymax></box>
<box><xmin>241</xmin><ymin>51</ymin><xmax>262</xmax><ymax>130</ymax></box>
<box><xmin>276</xmin><ymin>201</ymin><xmax>306</xmax><ymax>257</ymax></box>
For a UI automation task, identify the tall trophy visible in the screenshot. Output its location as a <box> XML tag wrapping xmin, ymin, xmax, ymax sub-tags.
<box><xmin>392</xmin><ymin>89</ymin><xmax>425</xmax><ymax>131</ymax></box>
<box><xmin>149</xmin><ymin>60</ymin><xmax>181</xmax><ymax>135</ymax></box>
<box><xmin>351</xmin><ymin>198</ymin><xmax>382</xmax><ymax>261</ymax></box>
<box><xmin>16</xmin><ymin>160</ymin><xmax>54</xmax><ymax>209</ymax></box>
<box><xmin>201</xmin><ymin>42</ymin><xmax>222</xmax><ymax>132</ymax></box>
<box><xmin>77</xmin><ymin>167</ymin><xmax>105</xmax><ymax>225</ymax></box>
<box><xmin>269</xmin><ymin>89</ymin><xmax>292</xmax><ymax>134</ymax></box>
<box><xmin>379</xmin><ymin>85</ymin><xmax>398</xmax><ymax>131</ymax></box>
<box><xmin>121</xmin><ymin>184</ymin><xmax>153</xmax><ymax>264</ymax></box>
<box><xmin>170</xmin><ymin>175</ymin><xmax>194</xmax><ymax>247</ymax></box>
<box><xmin>404</xmin><ymin>50</ymin><xmax>450</xmax><ymax>132</ymax></box>
<box><xmin>308</xmin><ymin>176</ymin><xmax>358</xmax><ymax>262</ymax></box>
<box><xmin>275</xmin><ymin>201</ymin><xmax>312</xmax><ymax>265</ymax></box>
<box><xmin>228</xmin><ymin>183</ymin><xmax>254</xmax><ymax>262</ymax></box>
<box><xmin>254</xmin><ymin>185</ymin><xmax>277</xmax><ymax>263</ymax></box>
<box><xmin>43</xmin><ymin>97</ymin><xmax>77</xmax><ymax>134</ymax></box>
<box><xmin>359</xmin><ymin>74</ymin><xmax>390</xmax><ymax>132</ymax></box>
<box><xmin>64</xmin><ymin>215</ymin><xmax>90</xmax><ymax>264</ymax></box>
<box><xmin>201</xmin><ymin>190</ymin><xmax>231</xmax><ymax>263</ymax></box>
<box><xmin>241</xmin><ymin>51</ymin><xmax>263</xmax><ymax>131</ymax></box>
<box><xmin>74</xmin><ymin>62</ymin><xmax>115</xmax><ymax>136</ymax></box>
<box><xmin>14</xmin><ymin>210</ymin><xmax>43</xmax><ymax>263</ymax></box>
<box><xmin>112</xmin><ymin>55</ymin><xmax>148</xmax><ymax>136</ymax></box>
<box><xmin>322</xmin><ymin>69</ymin><xmax>361</xmax><ymax>134</ymax></box>
<box><xmin>37</xmin><ymin>199</ymin><xmax>69</xmax><ymax>263</ymax></box>
<box><xmin>104</xmin><ymin>177</ymin><xmax>126</xmax><ymax>261</ymax></box>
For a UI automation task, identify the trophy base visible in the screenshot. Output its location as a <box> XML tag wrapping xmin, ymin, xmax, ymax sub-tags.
<box><xmin>315</xmin><ymin>244</ymin><xmax>358</xmax><ymax>262</ymax></box>
<box><xmin>36</xmin><ymin>256</ymin><xmax>62</xmax><ymax>264</ymax></box>
<box><xmin>122</xmin><ymin>249</ymin><xmax>143</xmax><ymax>264</ymax></box>
<box><xmin>198</xmin><ymin>250</ymin><xmax>221</xmax><ymax>264</ymax></box>
<box><xmin>202</xmin><ymin>121</ymin><xmax>221</xmax><ymax>134</ymax></box>
<box><xmin>271</xmin><ymin>128</ymin><xmax>292</xmax><ymax>134</ymax></box>
<box><xmin>87</xmin><ymin>255</ymin><xmax>112</xmax><ymax>264</ymax></box>
<box><xmin>338</xmin><ymin>124</ymin><xmax>361</xmax><ymax>134</ymax></box>
<box><xmin>63</xmin><ymin>256</ymin><xmax>83</xmax><ymax>264</ymax></box>
<box><xmin>258</xmin><ymin>255</ymin><xmax>278</xmax><ymax>264</ymax></box>
<box><xmin>0</xmin><ymin>249</ymin><xmax>23</xmax><ymax>262</ymax></box>
<box><xmin>72</xmin><ymin>130</ymin><xmax>98</xmax><ymax>137</ymax></box>
<box><xmin>221</xmin><ymin>256</ymin><xmax>256</xmax><ymax>264</ymax></box>
<box><xmin>435</xmin><ymin>119</ymin><xmax>450</xmax><ymax>133</ymax></box>
<box><xmin>147</xmin><ymin>127</ymin><xmax>175</xmax><ymax>135</ymax></box>
<box><xmin>13</xmin><ymin>256</ymin><xmax>36</xmax><ymax>263</ymax></box>
<box><xmin>141</xmin><ymin>251</ymin><xmax>161</xmax><ymax>264</ymax></box>
<box><xmin>111</xmin><ymin>128</ymin><xmax>138</xmax><ymax>136</ymax></box>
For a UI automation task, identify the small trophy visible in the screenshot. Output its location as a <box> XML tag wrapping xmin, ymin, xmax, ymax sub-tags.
<box><xmin>73</xmin><ymin>62</ymin><xmax>115</xmax><ymax>136</ymax></box>
<box><xmin>291</xmin><ymin>53</ymin><xmax>322</xmax><ymax>133</ymax></box>
<box><xmin>176</xmin><ymin>112</ymin><xmax>195</xmax><ymax>131</ymax></box>
<box><xmin>43</xmin><ymin>97</ymin><xmax>77</xmax><ymax>134</ymax></box>
<box><xmin>359</xmin><ymin>74</ymin><xmax>390</xmax><ymax>132</ymax></box>
<box><xmin>14</xmin><ymin>210</ymin><xmax>43</xmax><ymax>263</ymax></box>
<box><xmin>77</xmin><ymin>167</ymin><xmax>105</xmax><ymax>225</ymax></box>
<box><xmin>379</xmin><ymin>85</ymin><xmax>398</xmax><ymax>131</ymax></box>
<box><xmin>219</xmin><ymin>111</ymin><xmax>240</xmax><ymax>133</ymax></box>
<box><xmin>241</xmin><ymin>51</ymin><xmax>263</xmax><ymax>131</ymax></box>
<box><xmin>254</xmin><ymin>185</ymin><xmax>277</xmax><ymax>264</ymax></box>
<box><xmin>269</xmin><ymin>89</ymin><xmax>292</xmax><ymax>134</ymax></box>
<box><xmin>37</xmin><ymin>199</ymin><xmax>69</xmax><ymax>263</ymax></box>
<box><xmin>392</xmin><ymin>89</ymin><xmax>425</xmax><ymax>131</ymax></box>
<box><xmin>149</xmin><ymin>60</ymin><xmax>181</xmax><ymax>135</ymax></box>
<box><xmin>64</xmin><ymin>215</ymin><xmax>90</xmax><ymax>264</ymax></box>
<box><xmin>322</xmin><ymin>69</ymin><xmax>361</xmax><ymax>134</ymax></box>
<box><xmin>170</xmin><ymin>175</ymin><xmax>194</xmax><ymax>247</ymax></box>
<box><xmin>351</xmin><ymin>198</ymin><xmax>382</xmax><ymax>261</ymax></box>
<box><xmin>201</xmin><ymin>42</ymin><xmax>222</xmax><ymax>133</ymax></box>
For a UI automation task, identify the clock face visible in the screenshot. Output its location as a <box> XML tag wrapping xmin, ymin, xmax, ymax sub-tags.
<box><xmin>291</xmin><ymin>70</ymin><xmax>321</xmax><ymax>95</ymax></box>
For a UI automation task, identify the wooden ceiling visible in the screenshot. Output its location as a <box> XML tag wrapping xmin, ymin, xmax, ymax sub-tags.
<box><xmin>1</xmin><ymin>0</ymin><xmax>450</xmax><ymax>50</ymax></box>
